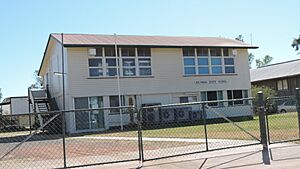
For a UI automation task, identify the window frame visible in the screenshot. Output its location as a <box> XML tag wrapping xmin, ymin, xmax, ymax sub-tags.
<box><xmin>183</xmin><ymin>47</ymin><xmax>235</xmax><ymax>76</ymax></box>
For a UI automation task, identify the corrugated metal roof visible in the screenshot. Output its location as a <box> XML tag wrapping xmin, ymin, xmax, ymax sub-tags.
<box><xmin>51</xmin><ymin>33</ymin><xmax>258</xmax><ymax>48</ymax></box>
<box><xmin>250</xmin><ymin>59</ymin><xmax>300</xmax><ymax>82</ymax></box>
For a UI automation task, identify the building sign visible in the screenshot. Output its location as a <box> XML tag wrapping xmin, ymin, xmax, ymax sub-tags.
<box><xmin>195</xmin><ymin>80</ymin><xmax>227</xmax><ymax>85</ymax></box>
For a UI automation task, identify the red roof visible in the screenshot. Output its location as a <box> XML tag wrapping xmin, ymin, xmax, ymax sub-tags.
<box><xmin>51</xmin><ymin>33</ymin><xmax>258</xmax><ymax>48</ymax></box>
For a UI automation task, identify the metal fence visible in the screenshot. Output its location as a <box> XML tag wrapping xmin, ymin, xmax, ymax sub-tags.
<box><xmin>1</xmin><ymin>93</ymin><xmax>300</xmax><ymax>168</ymax></box>
<box><xmin>265</xmin><ymin>89</ymin><xmax>300</xmax><ymax>144</ymax></box>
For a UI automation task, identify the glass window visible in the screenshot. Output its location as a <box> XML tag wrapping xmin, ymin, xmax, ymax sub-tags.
<box><xmin>211</xmin><ymin>58</ymin><xmax>221</xmax><ymax>65</ymax></box>
<box><xmin>179</xmin><ymin>97</ymin><xmax>189</xmax><ymax>103</ymax></box>
<box><xmin>74</xmin><ymin>97</ymin><xmax>104</xmax><ymax>130</ymax></box>
<box><xmin>89</xmin><ymin>59</ymin><xmax>102</xmax><ymax>67</ymax></box>
<box><xmin>137</xmin><ymin>48</ymin><xmax>151</xmax><ymax>56</ymax></box>
<box><xmin>184</xmin><ymin>67</ymin><xmax>196</xmax><ymax>75</ymax></box>
<box><xmin>224</xmin><ymin>58</ymin><xmax>234</xmax><ymax>65</ymax></box>
<box><xmin>107</xmin><ymin>68</ymin><xmax>117</xmax><ymax>76</ymax></box>
<box><xmin>138</xmin><ymin>58</ymin><xmax>151</xmax><ymax>66</ymax></box>
<box><xmin>121</xmin><ymin>48</ymin><xmax>135</xmax><ymax>56</ymax></box>
<box><xmin>223</xmin><ymin>48</ymin><xmax>229</xmax><ymax>56</ymax></box>
<box><xmin>198</xmin><ymin>58</ymin><xmax>208</xmax><ymax>65</ymax></box>
<box><xmin>184</xmin><ymin>58</ymin><xmax>195</xmax><ymax>65</ymax></box>
<box><xmin>210</xmin><ymin>48</ymin><xmax>222</xmax><ymax>56</ymax></box>
<box><xmin>122</xmin><ymin>58</ymin><xmax>135</xmax><ymax>66</ymax></box>
<box><xmin>227</xmin><ymin>90</ymin><xmax>244</xmax><ymax>105</ymax></box>
<box><xmin>197</xmin><ymin>48</ymin><xmax>209</xmax><ymax>56</ymax></box>
<box><xmin>183</xmin><ymin>48</ymin><xmax>195</xmax><ymax>56</ymax></box>
<box><xmin>139</xmin><ymin>68</ymin><xmax>151</xmax><ymax>76</ymax></box>
<box><xmin>207</xmin><ymin>91</ymin><xmax>218</xmax><ymax>106</ymax></box>
<box><xmin>123</xmin><ymin>68</ymin><xmax>136</xmax><ymax>76</ymax></box>
<box><xmin>96</xmin><ymin>48</ymin><xmax>102</xmax><ymax>56</ymax></box>
<box><xmin>283</xmin><ymin>79</ymin><xmax>288</xmax><ymax>89</ymax></box>
<box><xmin>106</xmin><ymin>58</ymin><xmax>117</xmax><ymax>66</ymax></box>
<box><xmin>212</xmin><ymin>67</ymin><xmax>222</xmax><ymax>74</ymax></box>
<box><xmin>198</xmin><ymin>67</ymin><xmax>209</xmax><ymax>74</ymax></box>
<box><xmin>225</xmin><ymin>67</ymin><xmax>235</xmax><ymax>73</ymax></box>
<box><xmin>89</xmin><ymin>68</ymin><xmax>103</xmax><ymax>77</ymax></box>
<box><xmin>105</xmin><ymin>47</ymin><xmax>116</xmax><ymax>56</ymax></box>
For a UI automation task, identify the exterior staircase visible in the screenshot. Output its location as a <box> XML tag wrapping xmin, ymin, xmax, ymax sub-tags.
<box><xmin>28</xmin><ymin>87</ymin><xmax>61</xmax><ymax>133</ymax></box>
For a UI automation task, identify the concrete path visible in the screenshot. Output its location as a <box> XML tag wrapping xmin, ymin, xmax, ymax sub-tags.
<box><xmin>81</xmin><ymin>143</ymin><xmax>300</xmax><ymax>169</ymax></box>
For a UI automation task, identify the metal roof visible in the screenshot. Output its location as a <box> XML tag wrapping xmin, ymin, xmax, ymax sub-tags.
<box><xmin>51</xmin><ymin>33</ymin><xmax>258</xmax><ymax>48</ymax></box>
<box><xmin>250</xmin><ymin>59</ymin><xmax>300</xmax><ymax>82</ymax></box>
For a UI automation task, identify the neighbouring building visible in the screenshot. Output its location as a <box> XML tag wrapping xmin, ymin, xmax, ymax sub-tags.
<box><xmin>37</xmin><ymin>33</ymin><xmax>258</xmax><ymax>133</ymax></box>
<box><xmin>250</xmin><ymin>59</ymin><xmax>300</xmax><ymax>96</ymax></box>
<box><xmin>0</xmin><ymin>96</ymin><xmax>33</xmax><ymax>127</ymax></box>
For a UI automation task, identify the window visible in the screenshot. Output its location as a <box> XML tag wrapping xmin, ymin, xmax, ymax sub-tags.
<box><xmin>277</xmin><ymin>79</ymin><xmax>288</xmax><ymax>90</ymax></box>
<box><xmin>211</xmin><ymin>58</ymin><xmax>222</xmax><ymax>74</ymax></box>
<box><xmin>106</xmin><ymin>58</ymin><xmax>118</xmax><ymax>76</ymax></box>
<box><xmin>89</xmin><ymin>47</ymin><xmax>152</xmax><ymax>77</ymax></box>
<box><xmin>223</xmin><ymin>48</ymin><xmax>229</xmax><ymax>56</ymax></box>
<box><xmin>201</xmin><ymin>91</ymin><xmax>223</xmax><ymax>107</ymax></box>
<box><xmin>197</xmin><ymin>48</ymin><xmax>209</xmax><ymax>56</ymax></box>
<box><xmin>121</xmin><ymin>48</ymin><xmax>135</xmax><ymax>57</ymax></box>
<box><xmin>183</xmin><ymin>48</ymin><xmax>195</xmax><ymax>56</ymax></box>
<box><xmin>198</xmin><ymin>58</ymin><xmax>209</xmax><ymax>74</ymax></box>
<box><xmin>109</xmin><ymin>96</ymin><xmax>120</xmax><ymax>113</ymax></box>
<box><xmin>179</xmin><ymin>96</ymin><xmax>197</xmax><ymax>103</ymax></box>
<box><xmin>138</xmin><ymin>48</ymin><xmax>151</xmax><ymax>57</ymax></box>
<box><xmin>227</xmin><ymin>90</ymin><xmax>248</xmax><ymax>105</ymax></box>
<box><xmin>224</xmin><ymin>58</ymin><xmax>235</xmax><ymax>73</ymax></box>
<box><xmin>105</xmin><ymin>48</ymin><xmax>116</xmax><ymax>56</ymax></box>
<box><xmin>88</xmin><ymin>58</ymin><xmax>103</xmax><ymax>77</ymax></box>
<box><xmin>183</xmin><ymin>48</ymin><xmax>235</xmax><ymax>76</ymax></box>
<box><xmin>138</xmin><ymin>58</ymin><xmax>152</xmax><ymax>76</ymax></box>
<box><xmin>122</xmin><ymin>58</ymin><xmax>136</xmax><ymax>76</ymax></box>
<box><xmin>210</xmin><ymin>48</ymin><xmax>222</xmax><ymax>56</ymax></box>
<box><xmin>95</xmin><ymin>48</ymin><xmax>103</xmax><ymax>56</ymax></box>
<box><xmin>184</xmin><ymin>57</ymin><xmax>196</xmax><ymax>75</ymax></box>
<box><xmin>74</xmin><ymin>96</ymin><xmax>104</xmax><ymax>130</ymax></box>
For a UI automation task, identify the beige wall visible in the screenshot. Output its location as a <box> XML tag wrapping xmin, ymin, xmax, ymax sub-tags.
<box><xmin>66</xmin><ymin>47</ymin><xmax>250</xmax><ymax>101</ymax></box>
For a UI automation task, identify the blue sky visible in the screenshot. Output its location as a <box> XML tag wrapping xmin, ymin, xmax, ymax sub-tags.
<box><xmin>0</xmin><ymin>0</ymin><xmax>299</xmax><ymax>99</ymax></box>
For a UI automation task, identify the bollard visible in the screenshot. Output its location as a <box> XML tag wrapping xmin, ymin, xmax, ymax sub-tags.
<box><xmin>257</xmin><ymin>91</ymin><xmax>271</xmax><ymax>165</ymax></box>
<box><xmin>295</xmin><ymin>88</ymin><xmax>300</xmax><ymax>137</ymax></box>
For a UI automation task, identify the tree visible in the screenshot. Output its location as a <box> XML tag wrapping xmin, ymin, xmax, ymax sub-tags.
<box><xmin>255</xmin><ymin>55</ymin><xmax>273</xmax><ymax>68</ymax></box>
<box><xmin>235</xmin><ymin>35</ymin><xmax>244</xmax><ymax>42</ymax></box>
<box><xmin>291</xmin><ymin>35</ymin><xmax>300</xmax><ymax>54</ymax></box>
<box><xmin>30</xmin><ymin>70</ymin><xmax>43</xmax><ymax>89</ymax></box>
<box><xmin>251</xmin><ymin>85</ymin><xmax>277</xmax><ymax>114</ymax></box>
<box><xmin>248</xmin><ymin>53</ymin><xmax>255</xmax><ymax>68</ymax></box>
<box><xmin>0</xmin><ymin>88</ymin><xmax>2</xmax><ymax>102</ymax></box>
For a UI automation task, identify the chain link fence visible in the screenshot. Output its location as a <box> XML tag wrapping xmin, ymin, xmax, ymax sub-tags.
<box><xmin>266</xmin><ymin>96</ymin><xmax>300</xmax><ymax>143</ymax></box>
<box><xmin>1</xmin><ymin>94</ymin><xmax>300</xmax><ymax>168</ymax></box>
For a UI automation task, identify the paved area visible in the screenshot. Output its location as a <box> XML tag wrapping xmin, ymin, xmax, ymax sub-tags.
<box><xmin>82</xmin><ymin>143</ymin><xmax>300</xmax><ymax>169</ymax></box>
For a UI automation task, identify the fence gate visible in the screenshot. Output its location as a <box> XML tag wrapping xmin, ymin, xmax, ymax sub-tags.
<box><xmin>0</xmin><ymin>112</ymin><xmax>64</xmax><ymax>169</ymax></box>
<box><xmin>139</xmin><ymin>98</ymin><xmax>262</xmax><ymax>162</ymax></box>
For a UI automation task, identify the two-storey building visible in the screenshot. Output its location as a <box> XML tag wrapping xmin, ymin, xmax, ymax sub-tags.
<box><xmin>38</xmin><ymin>33</ymin><xmax>257</xmax><ymax>133</ymax></box>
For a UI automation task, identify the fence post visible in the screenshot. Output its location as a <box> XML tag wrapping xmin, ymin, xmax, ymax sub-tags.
<box><xmin>257</xmin><ymin>91</ymin><xmax>271</xmax><ymax>165</ymax></box>
<box><xmin>202</xmin><ymin>103</ymin><xmax>209</xmax><ymax>151</ymax></box>
<box><xmin>137</xmin><ymin>108</ymin><xmax>144</xmax><ymax>164</ymax></box>
<box><xmin>295</xmin><ymin>88</ymin><xmax>300</xmax><ymax>137</ymax></box>
<box><xmin>61</xmin><ymin>111</ymin><xmax>67</xmax><ymax>168</ymax></box>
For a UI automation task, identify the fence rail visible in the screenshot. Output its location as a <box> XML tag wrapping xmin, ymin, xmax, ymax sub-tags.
<box><xmin>0</xmin><ymin>93</ymin><xmax>300</xmax><ymax>168</ymax></box>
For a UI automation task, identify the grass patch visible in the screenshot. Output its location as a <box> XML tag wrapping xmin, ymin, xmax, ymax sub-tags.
<box><xmin>78</xmin><ymin>112</ymin><xmax>299</xmax><ymax>141</ymax></box>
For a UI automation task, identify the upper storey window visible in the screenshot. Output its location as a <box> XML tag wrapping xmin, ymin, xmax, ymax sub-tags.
<box><xmin>183</xmin><ymin>47</ymin><xmax>236</xmax><ymax>76</ymax></box>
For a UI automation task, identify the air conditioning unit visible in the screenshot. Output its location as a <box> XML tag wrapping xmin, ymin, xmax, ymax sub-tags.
<box><xmin>142</xmin><ymin>108</ymin><xmax>160</xmax><ymax>125</ymax></box>
<box><xmin>88</xmin><ymin>48</ymin><xmax>96</xmax><ymax>56</ymax></box>
<box><xmin>189</xmin><ymin>110</ymin><xmax>202</xmax><ymax>122</ymax></box>
<box><xmin>176</xmin><ymin>107</ymin><xmax>192</xmax><ymax>122</ymax></box>
<box><xmin>160</xmin><ymin>108</ymin><xmax>175</xmax><ymax>124</ymax></box>
<box><xmin>141</xmin><ymin>103</ymin><xmax>160</xmax><ymax>125</ymax></box>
